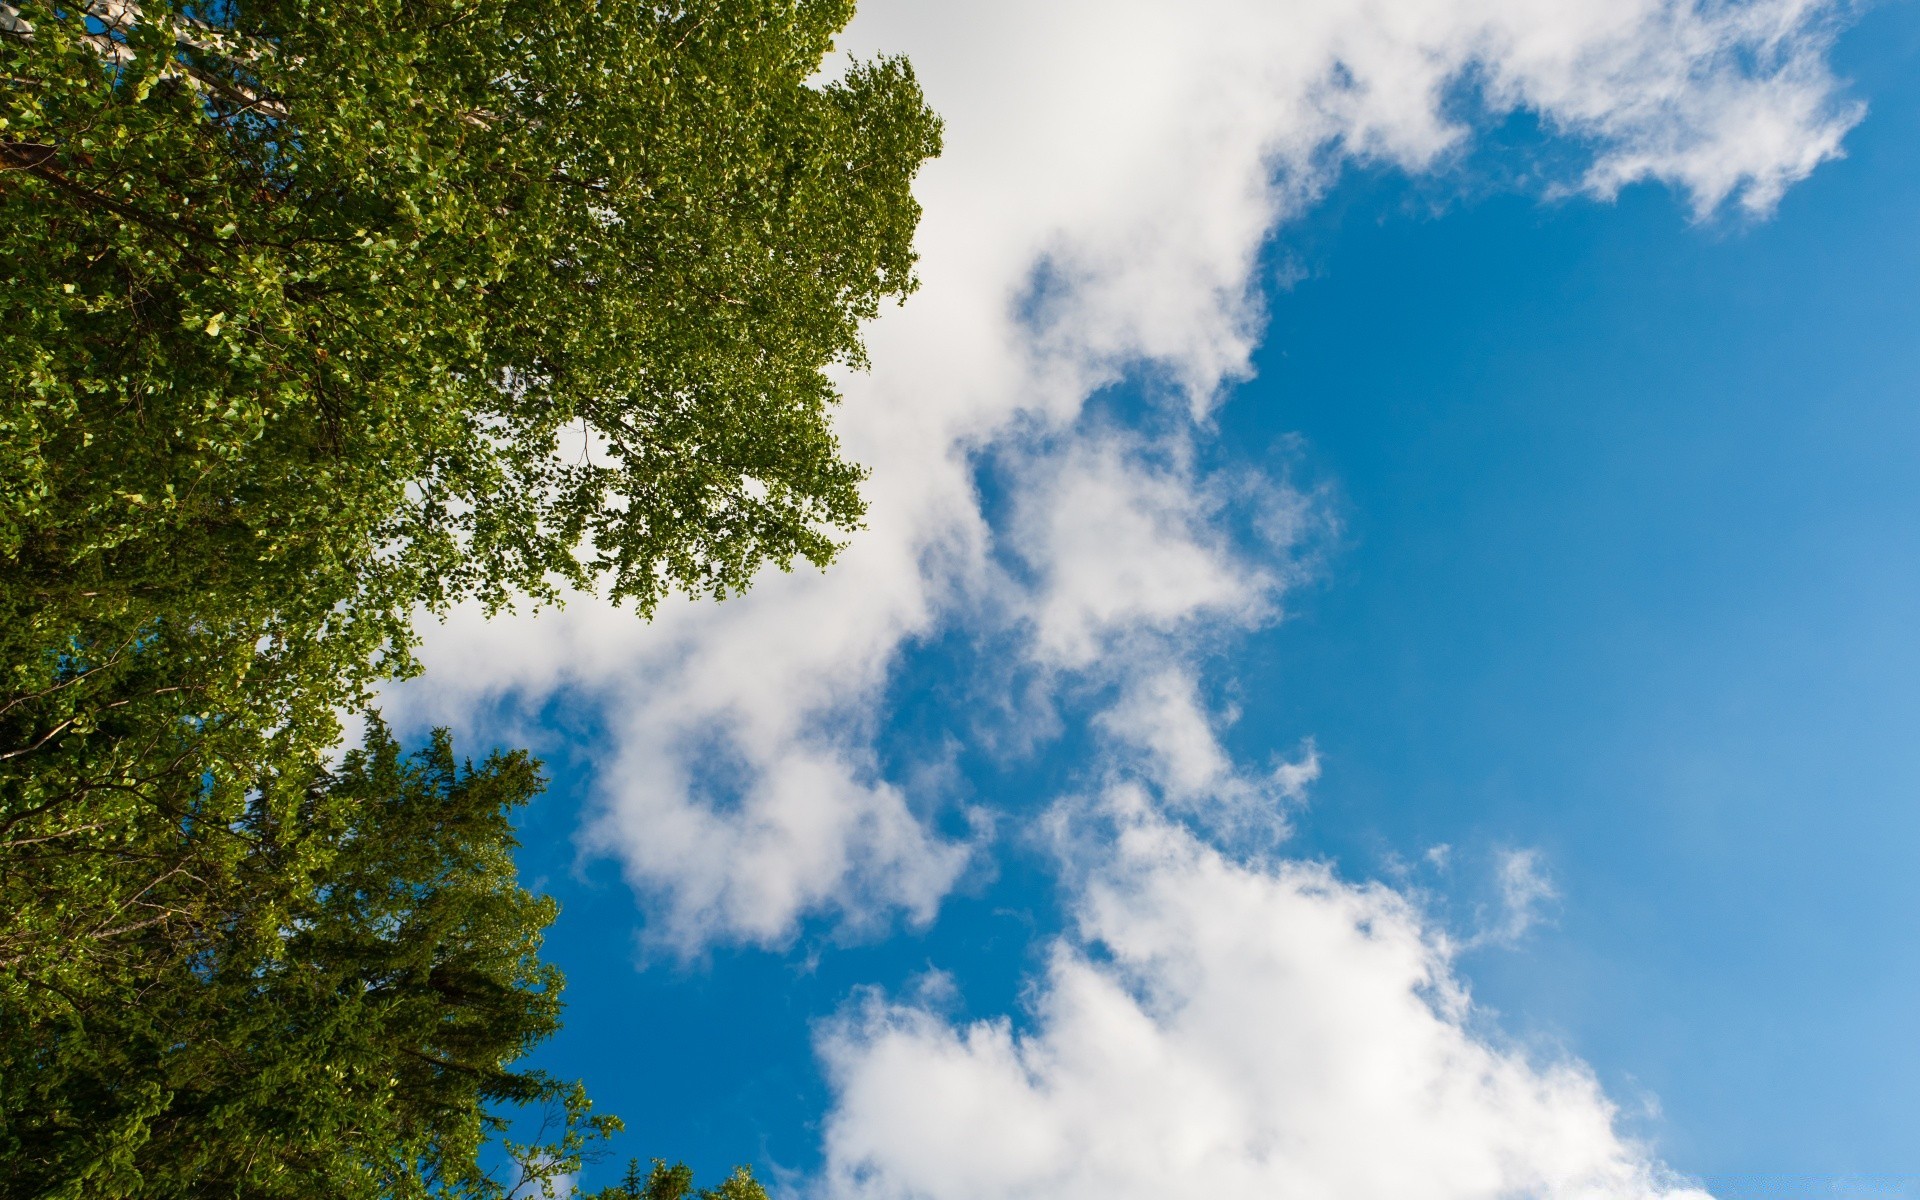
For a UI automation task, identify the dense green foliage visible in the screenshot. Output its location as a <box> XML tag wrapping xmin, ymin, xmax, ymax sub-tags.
<box><xmin>1</xmin><ymin>0</ymin><xmax>939</xmax><ymax>885</ymax></box>
<box><xmin>4</xmin><ymin>0</ymin><xmax>935</xmax><ymax>618</ymax></box>
<box><xmin>1</xmin><ymin>723</ymin><xmax>616</xmax><ymax>1198</ymax></box>
<box><xmin>588</xmin><ymin>1160</ymin><xmax>771</xmax><ymax>1200</ymax></box>
<box><xmin>2</xmin><ymin>0</ymin><xmax>937</xmax><ymax>1191</ymax></box>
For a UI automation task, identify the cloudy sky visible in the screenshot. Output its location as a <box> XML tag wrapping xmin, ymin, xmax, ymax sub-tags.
<box><xmin>387</xmin><ymin>2</ymin><xmax>1920</xmax><ymax>1197</ymax></box>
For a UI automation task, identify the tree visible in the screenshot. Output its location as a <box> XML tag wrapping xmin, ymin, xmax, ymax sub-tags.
<box><xmin>4</xmin><ymin>0</ymin><xmax>936</xmax><ymax>615</ymax></box>
<box><xmin>589</xmin><ymin>1159</ymin><xmax>772</xmax><ymax>1200</ymax></box>
<box><xmin>3</xmin><ymin>3</ymin><xmax>937</xmax><ymax>1186</ymax></box>
<box><xmin>1</xmin><ymin>721</ymin><xmax>617</xmax><ymax>1199</ymax></box>
<box><xmin>1</xmin><ymin>0</ymin><xmax>941</xmax><ymax>887</ymax></box>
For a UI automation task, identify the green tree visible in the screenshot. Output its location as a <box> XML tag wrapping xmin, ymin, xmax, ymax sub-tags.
<box><xmin>589</xmin><ymin>1159</ymin><xmax>772</xmax><ymax>1200</ymax></box>
<box><xmin>1</xmin><ymin>721</ymin><xmax>618</xmax><ymax>1199</ymax></box>
<box><xmin>3</xmin><ymin>2</ymin><xmax>936</xmax><ymax>1185</ymax></box>
<box><xmin>4</xmin><ymin>0</ymin><xmax>935</xmax><ymax>619</ymax></box>
<box><xmin>1</xmin><ymin>0</ymin><xmax>940</xmax><ymax>915</ymax></box>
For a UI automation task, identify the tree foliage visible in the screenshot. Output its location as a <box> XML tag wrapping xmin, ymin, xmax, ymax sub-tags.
<box><xmin>587</xmin><ymin>1159</ymin><xmax>771</xmax><ymax>1200</ymax></box>
<box><xmin>4</xmin><ymin>0</ymin><xmax>936</xmax><ymax>615</ymax></box>
<box><xmin>1</xmin><ymin>722</ymin><xmax>616</xmax><ymax>1198</ymax></box>
<box><xmin>1</xmin><ymin>0</ymin><xmax>940</xmax><ymax>852</ymax></box>
<box><xmin>3</xmin><ymin>0</ymin><xmax>937</xmax><ymax>1188</ymax></box>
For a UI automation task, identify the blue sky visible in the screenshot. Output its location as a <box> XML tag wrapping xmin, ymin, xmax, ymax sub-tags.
<box><xmin>1244</xmin><ymin>41</ymin><xmax>1920</xmax><ymax>1176</ymax></box>
<box><xmin>393</xmin><ymin>3</ymin><xmax>1920</xmax><ymax>1197</ymax></box>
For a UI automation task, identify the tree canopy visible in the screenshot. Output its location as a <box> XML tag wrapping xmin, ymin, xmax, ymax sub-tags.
<box><xmin>2</xmin><ymin>0</ymin><xmax>938</xmax><ymax>1191</ymax></box>
<box><xmin>2</xmin><ymin>0</ymin><xmax>940</xmax><ymax>811</ymax></box>
<box><xmin>2</xmin><ymin>722</ymin><xmax>616</xmax><ymax>1198</ymax></box>
<box><xmin>588</xmin><ymin>1159</ymin><xmax>772</xmax><ymax>1200</ymax></box>
<box><xmin>5</xmin><ymin>0</ymin><xmax>936</xmax><ymax>618</ymax></box>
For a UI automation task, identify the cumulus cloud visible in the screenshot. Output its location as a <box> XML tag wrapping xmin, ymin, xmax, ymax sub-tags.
<box><xmin>1093</xmin><ymin>666</ymin><xmax>1319</xmax><ymax>842</ymax></box>
<box><xmin>819</xmin><ymin>798</ymin><xmax>1705</xmax><ymax>1200</ymax></box>
<box><xmin>586</xmin><ymin>727</ymin><xmax>975</xmax><ymax>950</ymax></box>
<box><xmin>391</xmin><ymin>0</ymin><xmax>1860</xmax><ymax>950</ymax></box>
<box><xmin>1007</xmin><ymin>431</ymin><xmax>1298</xmax><ymax>670</ymax></box>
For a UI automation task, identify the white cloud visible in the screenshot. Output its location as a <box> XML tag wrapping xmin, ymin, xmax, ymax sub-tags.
<box><xmin>1094</xmin><ymin>666</ymin><xmax>1319</xmax><ymax>841</ymax></box>
<box><xmin>1474</xmin><ymin>846</ymin><xmax>1561</xmax><ymax>949</ymax></box>
<box><xmin>1008</xmin><ymin>432</ymin><xmax>1292</xmax><ymax>671</ymax></box>
<box><xmin>391</xmin><ymin>0</ymin><xmax>1860</xmax><ymax>950</ymax></box>
<box><xmin>1096</xmin><ymin>669</ymin><xmax>1246</xmax><ymax>800</ymax></box>
<box><xmin>818</xmin><ymin>799</ymin><xmax>1706</xmax><ymax>1200</ymax></box>
<box><xmin>586</xmin><ymin>725</ymin><xmax>974</xmax><ymax>951</ymax></box>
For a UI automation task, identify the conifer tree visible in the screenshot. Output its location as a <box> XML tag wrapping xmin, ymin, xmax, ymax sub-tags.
<box><xmin>1</xmin><ymin>722</ymin><xmax>615</xmax><ymax>1198</ymax></box>
<box><xmin>588</xmin><ymin>1159</ymin><xmax>771</xmax><ymax>1200</ymax></box>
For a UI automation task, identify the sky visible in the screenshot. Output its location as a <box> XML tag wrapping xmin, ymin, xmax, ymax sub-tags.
<box><xmin>387</xmin><ymin>2</ymin><xmax>1920</xmax><ymax>1197</ymax></box>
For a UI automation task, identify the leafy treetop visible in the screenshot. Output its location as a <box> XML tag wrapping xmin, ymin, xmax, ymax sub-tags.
<box><xmin>1</xmin><ymin>0</ymin><xmax>940</xmax><ymax>913</ymax></box>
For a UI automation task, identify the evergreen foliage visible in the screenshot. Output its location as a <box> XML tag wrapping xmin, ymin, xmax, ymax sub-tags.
<box><xmin>588</xmin><ymin>1159</ymin><xmax>771</xmax><ymax>1200</ymax></box>
<box><xmin>1</xmin><ymin>722</ymin><xmax>617</xmax><ymax>1198</ymax></box>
